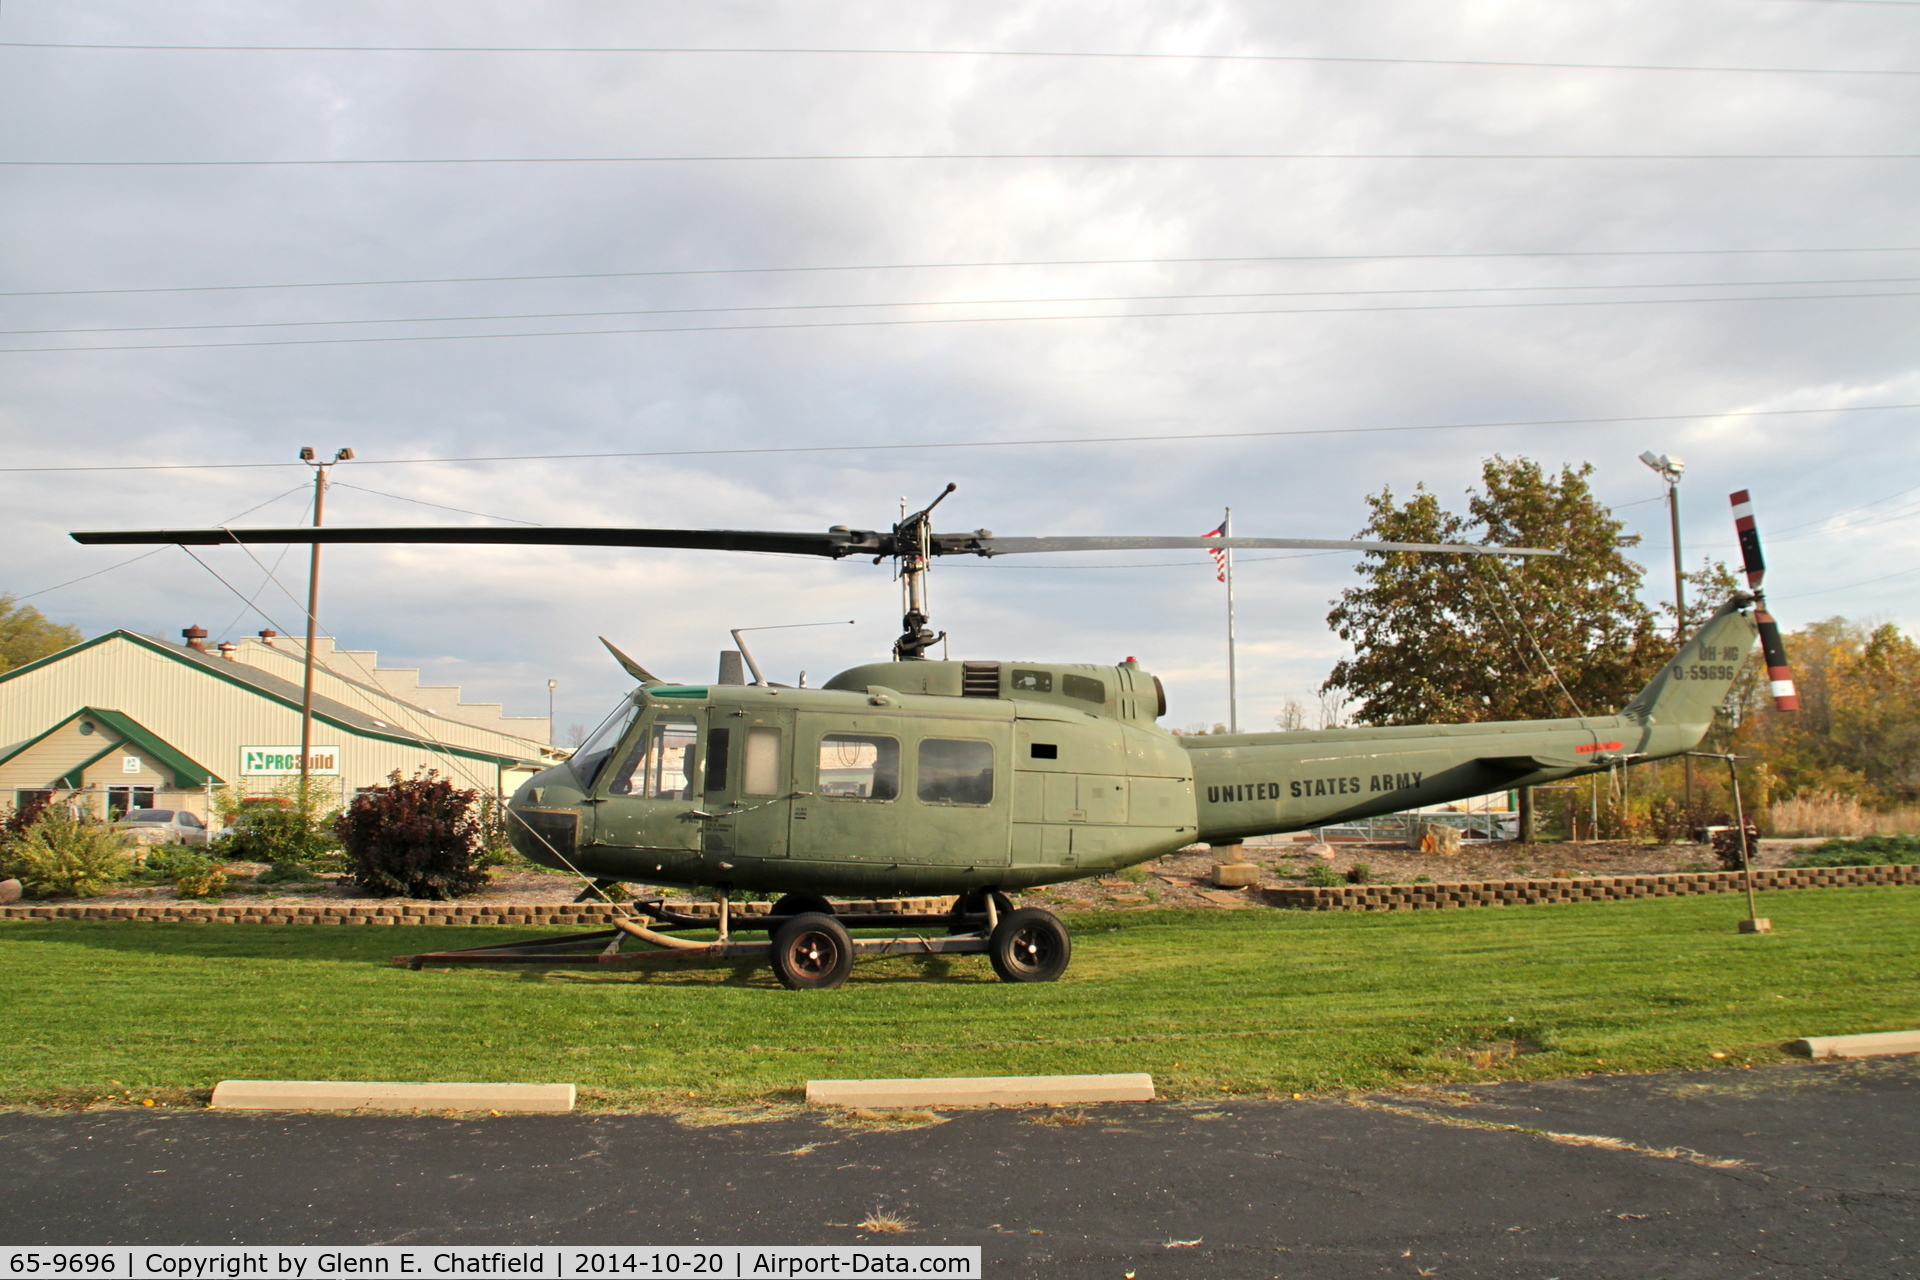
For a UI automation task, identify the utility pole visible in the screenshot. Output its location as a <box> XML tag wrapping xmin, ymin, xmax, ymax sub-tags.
<box><xmin>1222</xmin><ymin>508</ymin><xmax>1239</xmax><ymax>734</ymax></box>
<box><xmin>297</xmin><ymin>446</ymin><xmax>353</xmax><ymax>798</ymax></box>
<box><xmin>1640</xmin><ymin>451</ymin><xmax>1690</xmax><ymax>817</ymax></box>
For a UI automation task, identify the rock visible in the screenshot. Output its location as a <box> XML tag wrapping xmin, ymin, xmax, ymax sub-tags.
<box><xmin>1212</xmin><ymin>862</ymin><xmax>1261</xmax><ymax>888</ymax></box>
<box><xmin>0</xmin><ymin>878</ymin><xmax>19</xmax><ymax>905</ymax></box>
<box><xmin>1305</xmin><ymin>843</ymin><xmax>1337</xmax><ymax>860</ymax></box>
<box><xmin>1409</xmin><ymin>823</ymin><xmax>1463</xmax><ymax>856</ymax></box>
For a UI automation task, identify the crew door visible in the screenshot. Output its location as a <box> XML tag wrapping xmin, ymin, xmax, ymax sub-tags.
<box><xmin>698</xmin><ymin>706</ymin><xmax>794</xmax><ymax>861</ymax></box>
<box><xmin>789</xmin><ymin>712</ymin><xmax>904</xmax><ymax>865</ymax></box>
<box><xmin>593</xmin><ymin>711</ymin><xmax>704</xmax><ymax>852</ymax></box>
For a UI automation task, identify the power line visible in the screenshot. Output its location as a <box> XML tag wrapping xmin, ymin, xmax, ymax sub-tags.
<box><xmin>7</xmin><ymin>285</ymin><xmax>1918</xmax><ymax>354</ymax></box>
<box><xmin>6</xmin><ymin>40</ymin><xmax>1919</xmax><ymax>78</ymax></box>
<box><xmin>12</xmin><ymin>274</ymin><xmax>1919</xmax><ymax>338</ymax></box>
<box><xmin>8</xmin><ymin>151</ymin><xmax>1920</xmax><ymax>167</ymax></box>
<box><xmin>11</xmin><ymin>245</ymin><xmax>1918</xmax><ymax>300</ymax></box>
<box><xmin>1</xmin><ymin>400</ymin><xmax>1913</xmax><ymax>475</ymax></box>
<box><xmin>329</xmin><ymin>481</ymin><xmax>541</xmax><ymax>526</ymax></box>
<box><xmin>13</xmin><ymin>482</ymin><xmax>312</xmax><ymax>599</ymax></box>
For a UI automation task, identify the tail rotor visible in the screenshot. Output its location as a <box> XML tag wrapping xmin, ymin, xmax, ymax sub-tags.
<box><xmin>1730</xmin><ymin>490</ymin><xmax>1800</xmax><ymax>712</ymax></box>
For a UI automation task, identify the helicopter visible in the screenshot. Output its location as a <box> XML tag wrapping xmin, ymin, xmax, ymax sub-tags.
<box><xmin>70</xmin><ymin>484</ymin><xmax>1793</xmax><ymax>989</ymax></box>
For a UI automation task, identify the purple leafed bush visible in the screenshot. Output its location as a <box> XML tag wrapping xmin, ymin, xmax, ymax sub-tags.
<box><xmin>336</xmin><ymin>770</ymin><xmax>488</xmax><ymax>899</ymax></box>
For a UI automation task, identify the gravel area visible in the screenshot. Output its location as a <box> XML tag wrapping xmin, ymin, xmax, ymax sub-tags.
<box><xmin>1020</xmin><ymin>837</ymin><xmax>1820</xmax><ymax>913</ymax></box>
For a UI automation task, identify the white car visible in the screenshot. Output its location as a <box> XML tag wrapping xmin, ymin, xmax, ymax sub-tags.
<box><xmin>115</xmin><ymin>808</ymin><xmax>212</xmax><ymax>847</ymax></box>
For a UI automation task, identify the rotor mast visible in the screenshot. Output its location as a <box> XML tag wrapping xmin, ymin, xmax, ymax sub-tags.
<box><xmin>894</xmin><ymin>482</ymin><xmax>956</xmax><ymax>660</ymax></box>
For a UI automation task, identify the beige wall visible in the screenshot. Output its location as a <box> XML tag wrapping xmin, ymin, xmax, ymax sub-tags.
<box><xmin>228</xmin><ymin>636</ymin><xmax>553</xmax><ymax>744</ymax></box>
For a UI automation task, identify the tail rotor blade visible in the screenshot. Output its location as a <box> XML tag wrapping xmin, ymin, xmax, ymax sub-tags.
<box><xmin>1754</xmin><ymin>608</ymin><xmax>1801</xmax><ymax>712</ymax></box>
<box><xmin>1730</xmin><ymin>489</ymin><xmax>1765</xmax><ymax>589</ymax></box>
<box><xmin>1730</xmin><ymin>488</ymin><xmax>1798</xmax><ymax>711</ymax></box>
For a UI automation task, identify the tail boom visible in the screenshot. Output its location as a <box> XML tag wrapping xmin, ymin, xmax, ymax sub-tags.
<box><xmin>1185</xmin><ymin>596</ymin><xmax>1760</xmax><ymax>844</ymax></box>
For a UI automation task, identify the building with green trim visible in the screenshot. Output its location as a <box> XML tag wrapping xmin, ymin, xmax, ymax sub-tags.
<box><xmin>0</xmin><ymin>629</ymin><xmax>562</xmax><ymax>820</ymax></box>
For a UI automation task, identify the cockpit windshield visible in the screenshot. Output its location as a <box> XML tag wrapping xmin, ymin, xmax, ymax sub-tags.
<box><xmin>570</xmin><ymin>695</ymin><xmax>642</xmax><ymax>789</ymax></box>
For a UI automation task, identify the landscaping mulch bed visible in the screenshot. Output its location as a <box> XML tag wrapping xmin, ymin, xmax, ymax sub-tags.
<box><xmin>49</xmin><ymin>840</ymin><xmax>1817</xmax><ymax>912</ymax></box>
<box><xmin>1024</xmin><ymin>839</ymin><xmax>1815</xmax><ymax>913</ymax></box>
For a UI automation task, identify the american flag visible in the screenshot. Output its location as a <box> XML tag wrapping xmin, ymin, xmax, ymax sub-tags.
<box><xmin>1201</xmin><ymin>518</ymin><xmax>1228</xmax><ymax>582</ymax></box>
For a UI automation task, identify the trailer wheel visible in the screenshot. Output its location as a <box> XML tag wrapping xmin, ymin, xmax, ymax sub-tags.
<box><xmin>988</xmin><ymin>908</ymin><xmax>1072</xmax><ymax>983</ymax></box>
<box><xmin>770</xmin><ymin>893</ymin><xmax>835</xmax><ymax>918</ymax></box>
<box><xmin>771</xmin><ymin>912</ymin><xmax>854</xmax><ymax>990</ymax></box>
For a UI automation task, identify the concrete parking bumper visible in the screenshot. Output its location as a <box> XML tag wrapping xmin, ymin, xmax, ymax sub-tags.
<box><xmin>806</xmin><ymin>1073</ymin><xmax>1154</xmax><ymax>1108</ymax></box>
<box><xmin>210</xmin><ymin>1081</ymin><xmax>575</xmax><ymax>1112</ymax></box>
<box><xmin>1787</xmin><ymin>1030</ymin><xmax>1920</xmax><ymax>1059</ymax></box>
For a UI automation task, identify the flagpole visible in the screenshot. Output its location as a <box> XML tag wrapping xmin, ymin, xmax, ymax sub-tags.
<box><xmin>1224</xmin><ymin>506</ymin><xmax>1239</xmax><ymax>734</ymax></box>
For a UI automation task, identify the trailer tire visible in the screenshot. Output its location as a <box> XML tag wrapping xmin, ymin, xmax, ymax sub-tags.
<box><xmin>770</xmin><ymin>893</ymin><xmax>835</xmax><ymax>919</ymax></box>
<box><xmin>771</xmin><ymin>912</ymin><xmax>854</xmax><ymax>990</ymax></box>
<box><xmin>988</xmin><ymin>908</ymin><xmax>1071</xmax><ymax>983</ymax></box>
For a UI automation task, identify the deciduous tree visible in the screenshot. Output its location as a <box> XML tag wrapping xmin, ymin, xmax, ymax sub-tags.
<box><xmin>0</xmin><ymin>595</ymin><xmax>82</xmax><ymax>674</ymax></box>
<box><xmin>1322</xmin><ymin>457</ymin><xmax>1672</xmax><ymax>727</ymax></box>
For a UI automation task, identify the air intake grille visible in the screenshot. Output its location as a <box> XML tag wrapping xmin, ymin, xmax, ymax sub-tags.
<box><xmin>961</xmin><ymin>662</ymin><xmax>1002</xmax><ymax>698</ymax></box>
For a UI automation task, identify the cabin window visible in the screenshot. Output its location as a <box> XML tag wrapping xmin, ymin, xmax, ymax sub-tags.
<box><xmin>743</xmin><ymin>726</ymin><xmax>782</xmax><ymax>795</ymax></box>
<box><xmin>1010</xmin><ymin>668</ymin><xmax>1052</xmax><ymax>694</ymax></box>
<box><xmin>1029</xmin><ymin>743</ymin><xmax>1058</xmax><ymax>760</ymax></box>
<box><xmin>818</xmin><ymin>734</ymin><xmax>899</xmax><ymax>800</ymax></box>
<box><xmin>609</xmin><ymin>715</ymin><xmax>700</xmax><ymax>799</ymax></box>
<box><xmin>918</xmin><ymin>738</ymin><xmax>994</xmax><ymax>806</ymax></box>
<box><xmin>571</xmin><ymin>696</ymin><xmax>641</xmax><ymax>788</ymax></box>
<box><xmin>1062</xmin><ymin>674</ymin><xmax>1106</xmax><ymax>704</ymax></box>
<box><xmin>703</xmin><ymin>727</ymin><xmax>731</xmax><ymax>794</ymax></box>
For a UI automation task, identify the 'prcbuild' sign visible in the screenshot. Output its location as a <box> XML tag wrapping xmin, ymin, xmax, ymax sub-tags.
<box><xmin>241</xmin><ymin>746</ymin><xmax>341</xmax><ymax>776</ymax></box>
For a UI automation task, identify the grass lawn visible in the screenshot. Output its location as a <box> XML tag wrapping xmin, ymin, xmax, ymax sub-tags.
<box><xmin>3</xmin><ymin>888</ymin><xmax>1916</xmax><ymax>1111</ymax></box>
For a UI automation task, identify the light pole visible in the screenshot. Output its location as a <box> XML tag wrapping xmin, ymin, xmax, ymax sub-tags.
<box><xmin>1640</xmin><ymin>450</ymin><xmax>1689</xmax><ymax>817</ymax></box>
<box><xmin>1638</xmin><ymin>451</ymin><xmax>1687</xmax><ymax>637</ymax></box>
<box><xmin>547</xmin><ymin>679</ymin><xmax>558</xmax><ymax>745</ymax></box>
<box><xmin>297</xmin><ymin>446</ymin><xmax>353</xmax><ymax>798</ymax></box>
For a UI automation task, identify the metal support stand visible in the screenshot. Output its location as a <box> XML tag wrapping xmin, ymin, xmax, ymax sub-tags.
<box><xmin>1695</xmin><ymin>751</ymin><xmax>1769</xmax><ymax>934</ymax></box>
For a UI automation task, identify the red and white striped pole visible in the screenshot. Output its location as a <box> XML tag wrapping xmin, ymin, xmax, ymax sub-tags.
<box><xmin>1730</xmin><ymin>489</ymin><xmax>1800</xmax><ymax>712</ymax></box>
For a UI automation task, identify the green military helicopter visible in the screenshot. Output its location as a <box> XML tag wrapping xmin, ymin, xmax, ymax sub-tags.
<box><xmin>71</xmin><ymin>485</ymin><xmax>1792</xmax><ymax>989</ymax></box>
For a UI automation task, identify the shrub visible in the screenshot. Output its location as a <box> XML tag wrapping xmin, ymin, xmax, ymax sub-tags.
<box><xmin>336</xmin><ymin>770</ymin><xmax>487</xmax><ymax>900</ymax></box>
<box><xmin>163</xmin><ymin>852</ymin><xmax>228</xmax><ymax>899</ymax></box>
<box><xmin>211</xmin><ymin>781</ymin><xmax>341</xmax><ymax>865</ymax></box>
<box><xmin>3</xmin><ymin>807</ymin><xmax>130</xmax><ymax>898</ymax></box>
<box><xmin>1345</xmin><ymin>863</ymin><xmax>1374</xmax><ymax>885</ymax></box>
<box><xmin>1304</xmin><ymin>861</ymin><xmax>1344</xmax><ymax>887</ymax></box>
<box><xmin>474</xmin><ymin>794</ymin><xmax>519</xmax><ymax>868</ymax></box>
<box><xmin>255</xmin><ymin>860</ymin><xmax>318</xmax><ymax>884</ymax></box>
<box><xmin>1787</xmin><ymin>834</ymin><xmax>1920</xmax><ymax>867</ymax></box>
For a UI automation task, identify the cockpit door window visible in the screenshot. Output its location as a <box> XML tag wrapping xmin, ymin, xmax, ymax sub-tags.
<box><xmin>609</xmin><ymin>715</ymin><xmax>700</xmax><ymax>799</ymax></box>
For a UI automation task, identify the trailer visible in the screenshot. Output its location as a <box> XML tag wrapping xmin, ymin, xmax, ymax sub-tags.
<box><xmin>392</xmin><ymin>892</ymin><xmax>1070</xmax><ymax>990</ymax></box>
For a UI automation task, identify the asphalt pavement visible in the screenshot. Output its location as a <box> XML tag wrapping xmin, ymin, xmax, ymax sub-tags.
<box><xmin>2</xmin><ymin>1059</ymin><xmax>1915</xmax><ymax>1278</ymax></box>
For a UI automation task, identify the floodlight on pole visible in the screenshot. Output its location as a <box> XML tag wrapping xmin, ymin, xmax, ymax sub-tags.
<box><xmin>297</xmin><ymin>445</ymin><xmax>352</xmax><ymax>797</ymax></box>
<box><xmin>1638</xmin><ymin>451</ymin><xmax>1687</xmax><ymax>636</ymax></box>
<box><xmin>1641</xmin><ymin>450</ymin><xmax>1691</xmax><ymax>817</ymax></box>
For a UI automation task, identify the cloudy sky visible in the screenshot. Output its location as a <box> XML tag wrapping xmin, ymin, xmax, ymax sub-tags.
<box><xmin>4</xmin><ymin>0</ymin><xmax>1919</xmax><ymax>741</ymax></box>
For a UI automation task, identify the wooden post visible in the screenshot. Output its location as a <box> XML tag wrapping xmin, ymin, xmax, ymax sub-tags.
<box><xmin>1517</xmin><ymin>786</ymin><xmax>1536</xmax><ymax>844</ymax></box>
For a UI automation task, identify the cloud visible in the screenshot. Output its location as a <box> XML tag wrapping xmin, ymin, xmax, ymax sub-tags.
<box><xmin>4</xmin><ymin>0</ymin><xmax>1918</xmax><ymax>733</ymax></box>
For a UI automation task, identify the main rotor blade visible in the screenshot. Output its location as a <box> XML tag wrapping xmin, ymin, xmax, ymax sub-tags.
<box><xmin>69</xmin><ymin>525</ymin><xmax>883</xmax><ymax>557</ymax></box>
<box><xmin>953</xmin><ymin>535</ymin><xmax>1560</xmax><ymax>557</ymax></box>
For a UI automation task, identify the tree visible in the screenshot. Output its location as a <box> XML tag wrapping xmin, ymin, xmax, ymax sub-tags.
<box><xmin>1736</xmin><ymin>617</ymin><xmax>1920</xmax><ymax>803</ymax></box>
<box><xmin>1322</xmin><ymin>457</ymin><xmax>1671</xmax><ymax>727</ymax></box>
<box><xmin>0</xmin><ymin>595</ymin><xmax>82</xmax><ymax>674</ymax></box>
